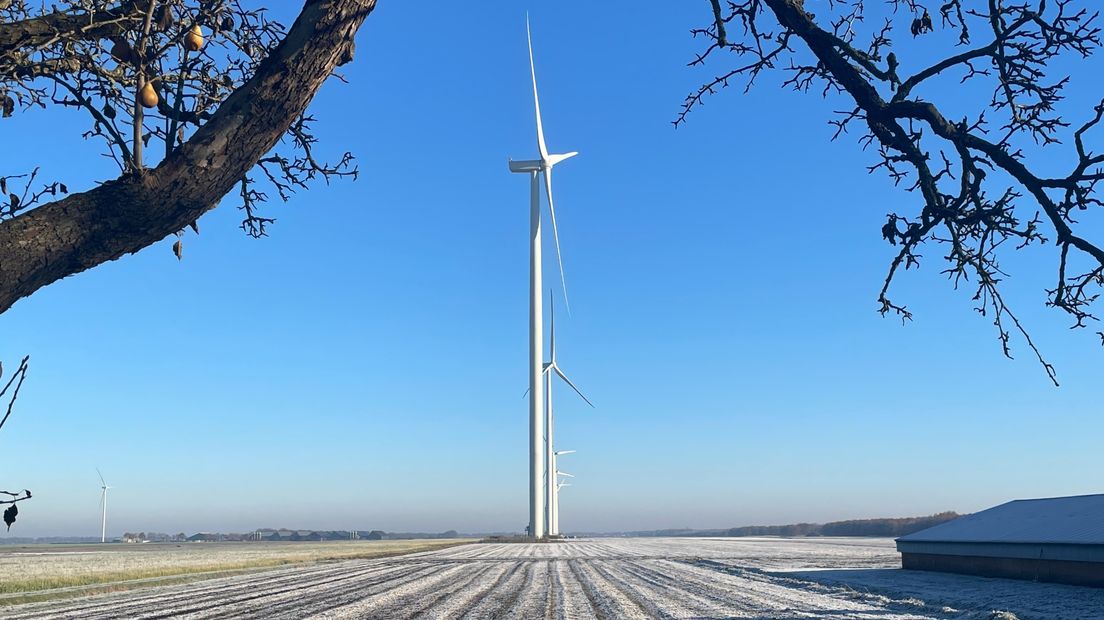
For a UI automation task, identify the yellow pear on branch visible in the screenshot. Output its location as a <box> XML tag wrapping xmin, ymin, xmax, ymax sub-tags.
<box><xmin>139</xmin><ymin>81</ymin><xmax>159</xmax><ymax>108</ymax></box>
<box><xmin>184</xmin><ymin>25</ymin><xmax>205</xmax><ymax>52</ymax></box>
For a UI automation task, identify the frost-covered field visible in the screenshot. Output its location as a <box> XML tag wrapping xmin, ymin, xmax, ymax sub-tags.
<box><xmin>0</xmin><ymin>540</ymin><xmax>468</xmax><ymax>595</ymax></box>
<box><xmin>5</xmin><ymin>537</ymin><xmax>1103</xmax><ymax>619</ymax></box>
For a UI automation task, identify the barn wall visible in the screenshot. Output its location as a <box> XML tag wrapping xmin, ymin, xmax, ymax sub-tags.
<box><xmin>902</xmin><ymin>552</ymin><xmax>1104</xmax><ymax>588</ymax></box>
<box><xmin>896</xmin><ymin>540</ymin><xmax>1104</xmax><ymax>563</ymax></box>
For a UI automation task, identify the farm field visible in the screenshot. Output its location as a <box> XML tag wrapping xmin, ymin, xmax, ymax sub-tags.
<box><xmin>0</xmin><ymin>539</ymin><xmax>471</xmax><ymax>602</ymax></box>
<box><xmin>4</xmin><ymin>537</ymin><xmax>1103</xmax><ymax>619</ymax></box>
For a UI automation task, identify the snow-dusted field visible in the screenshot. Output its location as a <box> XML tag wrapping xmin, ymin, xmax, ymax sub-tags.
<box><xmin>0</xmin><ymin>540</ymin><xmax>465</xmax><ymax>595</ymax></box>
<box><xmin>5</xmin><ymin>537</ymin><xmax>1103</xmax><ymax>619</ymax></box>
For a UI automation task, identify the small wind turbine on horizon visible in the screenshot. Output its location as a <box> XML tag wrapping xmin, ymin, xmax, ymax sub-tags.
<box><xmin>509</xmin><ymin>15</ymin><xmax>581</xmax><ymax>539</ymax></box>
<box><xmin>97</xmin><ymin>468</ymin><xmax>111</xmax><ymax>543</ymax></box>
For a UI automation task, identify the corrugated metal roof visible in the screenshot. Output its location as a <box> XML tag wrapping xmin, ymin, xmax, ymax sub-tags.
<box><xmin>899</xmin><ymin>494</ymin><xmax>1104</xmax><ymax>545</ymax></box>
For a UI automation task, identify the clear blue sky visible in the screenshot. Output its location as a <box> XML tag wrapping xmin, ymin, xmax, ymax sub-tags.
<box><xmin>1</xmin><ymin>2</ymin><xmax>1102</xmax><ymax>537</ymax></box>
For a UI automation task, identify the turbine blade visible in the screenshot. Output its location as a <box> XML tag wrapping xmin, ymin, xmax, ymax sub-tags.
<box><xmin>546</xmin><ymin>152</ymin><xmax>578</xmax><ymax>166</ymax></box>
<box><xmin>543</xmin><ymin>168</ymin><xmax>570</xmax><ymax>313</ymax></box>
<box><xmin>558</xmin><ymin>471</ymin><xmax>574</xmax><ymax>478</ymax></box>
<box><xmin>96</xmin><ymin>468</ymin><xmax>105</xmax><ymax>486</ymax></box>
<box><xmin>527</xmin><ymin>17</ymin><xmax>548</xmax><ymax>160</ymax></box>
<box><xmin>553</xmin><ymin>365</ymin><xmax>594</xmax><ymax>407</ymax></box>
<box><xmin>522</xmin><ymin>363</ymin><xmax>554</xmax><ymax>398</ymax></box>
<box><xmin>555</xmin><ymin>450</ymin><xmax>576</xmax><ymax>456</ymax></box>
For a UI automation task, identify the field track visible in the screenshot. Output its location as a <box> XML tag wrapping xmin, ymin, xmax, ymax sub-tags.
<box><xmin>5</xmin><ymin>538</ymin><xmax>1103</xmax><ymax>619</ymax></box>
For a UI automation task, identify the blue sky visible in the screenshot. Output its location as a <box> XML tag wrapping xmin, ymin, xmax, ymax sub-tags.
<box><xmin>1</xmin><ymin>2</ymin><xmax>1102</xmax><ymax>537</ymax></box>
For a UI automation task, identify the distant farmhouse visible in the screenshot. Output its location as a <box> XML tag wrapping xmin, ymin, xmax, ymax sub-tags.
<box><xmin>897</xmin><ymin>494</ymin><xmax>1104</xmax><ymax>587</ymax></box>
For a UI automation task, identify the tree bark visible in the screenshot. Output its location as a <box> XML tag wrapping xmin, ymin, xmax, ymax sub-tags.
<box><xmin>0</xmin><ymin>2</ymin><xmax>143</xmax><ymax>54</ymax></box>
<box><xmin>0</xmin><ymin>0</ymin><xmax>376</xmax><ymax>315</ymax></box>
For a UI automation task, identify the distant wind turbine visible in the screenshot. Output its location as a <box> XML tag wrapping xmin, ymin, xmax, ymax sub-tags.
<box><xmin>555</xmin><ymin>475</ymin><xmax>572</xmax><ymax>536</ymax></box>
<box><xmin>552</xmin><ymin>460</ymin><xmax>575</xmax><ymax>536</ymax></box>
<box><xmin>542</xmin><ymin>292</ymin><xmax>592</xmax><ymax>537</ymax></box>
<box><xmin>509</xmin><ymin>15</ymin><xmax>580</xmax><ymax>539</ymax></box>
<box><xmin>97</xmin><ymin>468</ymin><xmax>111</xmax><ymax>543</ymax></box>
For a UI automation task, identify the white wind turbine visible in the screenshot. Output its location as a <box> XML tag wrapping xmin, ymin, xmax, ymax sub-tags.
<box><xmin>552</xmin><ymin>458</ymin><xmax>575</xmax><ymax>536</ymax></box>
<box><xmin>542</xmin><ymin>298</ymin><xmax>592</xmax><ymax>536</ymax></box>
<box><xmin>509</xmin><ymin>15</ymin><xmax>579</xmax><ymax>539</ymax></box>
<box><xmin>555</xmin><ymin>473</ymin><xmax>573</xmax><ymax>536</ymax></box>
<box><xmin>97</xmin><ymin>468</ymin><xmax>111</xmax><ymax>543</ymax></box>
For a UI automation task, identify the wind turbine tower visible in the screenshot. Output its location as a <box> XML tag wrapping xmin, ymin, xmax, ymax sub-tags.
<box><xmin>97</xmin><ymin>469</ymin><xmax>111</xmax><ymax>543</ymax></box>
<box><xmin>509</xmin><ymin>16</ymin><xmax>577</xmax><ymax>539</ymax></box>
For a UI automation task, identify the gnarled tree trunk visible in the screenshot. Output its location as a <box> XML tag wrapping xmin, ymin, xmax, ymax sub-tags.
<box><xmin>0</xmin><ymin>0</ymin><xmax>376</xmax><ymax>314</ymax></box>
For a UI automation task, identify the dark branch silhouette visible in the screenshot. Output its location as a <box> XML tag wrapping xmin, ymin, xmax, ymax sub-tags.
<box><xmin>0</xmin><ymin>356</ymin><xmax>30</xmax><ymax>529</ymax></box>
<box><xmin>682</xmin><ymin>0</ymin><xmax>1104</xmax><ymax>384</ymax></box>
<box><xmin>0</xmin><ymin>355</ymin><xmax>29</xmax><ymax>433</ymax></box>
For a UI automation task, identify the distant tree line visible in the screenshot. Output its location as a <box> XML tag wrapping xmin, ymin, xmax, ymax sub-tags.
<box><xmin>817</xmin><ymin>512</ymin><xmax>960</xmax><ymax>537</ymax></box>
<box><xmin>117</xmin><ymin>529</ymin><xmax>461</xmax><ymax>543</ymax></box>
<box><xmin>630</xmin><ymin>512</ymin><xmax>961</xmax><ymax>539</ymax></box>
<box><xmin>724</xmin><ymin>512</ymin><xmax>961</xmax><ymax>538</ymax></box>
<box><xmin>723</xmin><ymin>523</ymin><xmax>821</xmax><ymax>538</ymax></box>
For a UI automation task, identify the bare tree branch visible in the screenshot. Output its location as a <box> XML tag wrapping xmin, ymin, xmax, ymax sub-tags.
<box><xmin>683</xmin><ymin>0</ymin><xmax>1104</xmax><ymax>383</ymax></box>
<box><xmin>0</xmin><ymin>355</ymin><xmax>29</xmax><ymax>433</ymax></box>
<box><xmin>0</xmin><ymin>0</ymin><xmax>376</xmax><ymax>314</ymax></box>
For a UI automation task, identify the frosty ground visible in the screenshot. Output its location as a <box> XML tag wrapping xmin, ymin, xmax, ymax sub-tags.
<box><xmin>0</xmin><ymin>539</ymin><xmax>469</xmax><ymax>598</ymax></box>
<box><xmin>4</xmin><ymin>537</ymin><xmax>1101</xmax><ymax>619</ymax></box>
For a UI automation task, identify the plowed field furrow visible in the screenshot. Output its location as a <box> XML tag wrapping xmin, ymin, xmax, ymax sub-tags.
<box><xmin>2</xmin><ymin>561</ymin><xmax>366</xmax><ymax>619</ymax></box>
<box><xmin>146</xmin><ymin>563</ymin><xmax>432</xmax><ymax>620</ymax></box>
<box><xmin>285</xmin><ymin>561</ymin><xmax>470</xmax><ymax>620</ymax></box>
<box><xmin>406</xmin><ymin>562</ymin><xmax>512</xmax><ymax>620</ymax></box>
<box><xmin>205</xmin><ymin>563</ymin><xmax>447</xmax><ymax>620</ymax></box>
<box><xmin>608</xmin><ymin>560</ymin><xmax>738</xmax><ymax>618</ymax></box>
<box><xmin>466</xmin><ymin>559</ymin><xmax>531</xmax><ymax>618</ymax></box>
<box><xmin>151</xmin><ymin>562</ymin><xmax>437</xmax><ymax>620</ymax></box>
<box><xmin>569</xmin><ymin>558</ymin><xmax>650</xmax><ymax>619</ymax></box>
<box><xmin>499</xmin><ymin>560</ymin><xmax>549</xmax><ymax>618</ymax></box>
<box><xmin>552</xmin><ymin>558</ymin><xmax>590</xmax><ymax>619</ymax></box>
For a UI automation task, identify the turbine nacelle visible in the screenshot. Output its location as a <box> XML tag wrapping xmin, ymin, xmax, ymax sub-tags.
<box><xmin>509</xmin><ymin>152</ymin><xmax>577</xmax><ymax>174</ymax></box>
<box><xmin>508</xmin><ymin>159</ymin><xmax>542</xmax><ymax>173</ymax></box>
